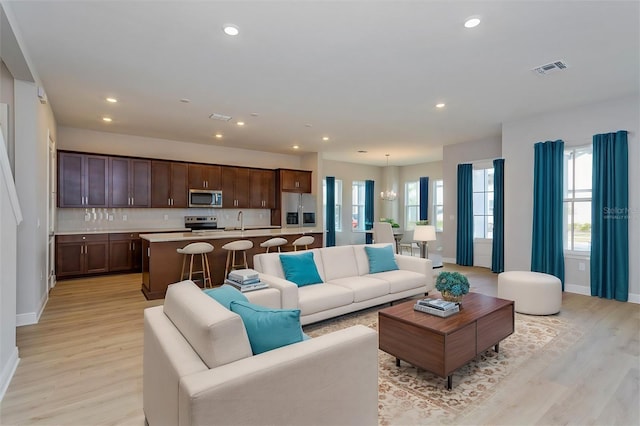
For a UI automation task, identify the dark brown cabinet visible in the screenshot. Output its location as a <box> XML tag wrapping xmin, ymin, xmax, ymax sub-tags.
<box><xmin>249</xmin><ymin>169</ymin><xmax>275</xmax><ymax>208</ymax></box>
<box><xmin>279</xmin><ymin>169</ymin><xmax>312</xmax><ymax>193</ymax></box>
<box><xmin>58</xmin><ymin>152</ymin><xmax>109</xmax><ymax>207</ymax></box>
<box><xmin>188</xmin><ymin>164</ymin><xmax>222</xmax><ymax>190</ymax></box>
<box><xmin>110</xmin><ymin>158</ymin><xmax>151</xmax><ymax>207</ymax></box>
<box><xmin>151</xmin><ymin>161</ymin><xmax>188</xmax><ymax>208</ymax></box>
<box><xmin>56</xmin><ymin>234</ymin><xmax>109</xmax><ymax>278</ymax></box>
<box><xmin>221</xmin><ymin>166</ymin><xmax>250</xmax><ymax>208</ymax></box>
<box><xmin>109</xmin><ymin>232</ymin><xmax>142</xmax><ymax>272</ymax></box>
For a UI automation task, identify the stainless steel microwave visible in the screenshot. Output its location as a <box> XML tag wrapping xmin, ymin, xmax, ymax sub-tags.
<box><xmin>189</xmin><ymin>189</ymin><xmax>223</xmax><ymax>208</ymax></box>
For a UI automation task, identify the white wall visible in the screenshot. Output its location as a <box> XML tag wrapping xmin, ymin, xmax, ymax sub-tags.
<box><xmin>442</xmin><ymin>137</ymin><xmax>502</xmax><ymax>261</ymax></box>
<box><xmin>57</xmin><ymin>126</ymin><xmax>303</xmax><ymax>170</ymax></box>
<box><xmin>322</xmin><ymin>159</ymin><xmax>382</xmax><ymax>246</ymax></box>
<box><xmin>502</xmin><ymin>94</ymin><xmax>639</xmax><ymax>300</ymax></box>
<box><xmin>14</xmin><ymin>80</ymin><xmax>56</xmax><ymax>325</ymax></box>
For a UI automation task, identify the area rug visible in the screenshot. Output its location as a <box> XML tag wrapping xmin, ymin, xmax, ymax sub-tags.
<box><xmin>303</xmin><ymin>305</ymin><xmax>584</xmax><ymax>426</ymax></box>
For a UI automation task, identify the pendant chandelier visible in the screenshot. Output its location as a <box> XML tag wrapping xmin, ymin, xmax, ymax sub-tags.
<box><xmin>380</xmin><ymin>154</ymin><xmax>397</xmax><ymax>201</ymax></box>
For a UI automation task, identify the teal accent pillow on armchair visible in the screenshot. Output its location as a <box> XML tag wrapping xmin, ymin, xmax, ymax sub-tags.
<box><xmin>364</xmin><ymin>245</ymin><xmax>399</xmax><ymax>273</ymax></box>
<box><xmin>229</xmin><ymin>301</ymin><xmax>304</xmax><ymax>355</ymax></box>
<box><xmin>203</xmin><ymin>284</ymin><xmax>248</xmax><ymax>309</ymax></box>
<box><xmin>279</xmin><ymin>252</ymin><xmax>323</xmax><ymax>287</ymax></box>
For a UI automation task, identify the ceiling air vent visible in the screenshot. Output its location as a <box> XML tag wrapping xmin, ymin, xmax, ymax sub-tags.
<box><xmin>532</xmin><ymin>60</ymin><xmax>568</xmax><ymax>75</ymax></box>
<box><xmin>209</xmin><ymin>113</ymin><xmax>232</xmax><ymax>121</ymax></box>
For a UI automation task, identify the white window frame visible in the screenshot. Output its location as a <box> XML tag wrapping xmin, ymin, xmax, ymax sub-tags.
<box><xmin>322</xmin><ymin>179</ymin><xmax>343</xmax><ymax>232</ymax></box>
<box><xmin>433</xmin><ymin>179</ymin><xmax>443</xmax><ymax>232</ymax></box>
<box><xmin>352</xmin><ymin>181</ymin><xmax>366</xmax><ymax>231</ymax></box>
<box><xmin>473</xmin><ymin>166</ymin><xmax>494</xmax><ymax>239</ymax></box>
<box><xmin>563</xmin><ymin>145</ymin><xmax>592</xmax><ymax>253</ymax></box>
<box><xmin>404</xmin><ymin>180</ymin><xmax>419</xmax><ymax>230</ymax></box>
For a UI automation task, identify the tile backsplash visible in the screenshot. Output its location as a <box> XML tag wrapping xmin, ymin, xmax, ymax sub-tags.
<box><xmin>56</xmin><ymin>207</ymin><xmax>272</xmax><ymax>233</ymax></box>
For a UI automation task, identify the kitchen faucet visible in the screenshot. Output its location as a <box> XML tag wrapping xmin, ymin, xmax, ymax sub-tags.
<box><xmin>237</xmin><ymin>211</ymin><xmax>244</xmax><ymax>231</ymax></box>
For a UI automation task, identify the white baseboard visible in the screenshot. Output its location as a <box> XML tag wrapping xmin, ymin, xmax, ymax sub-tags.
<box><xmin>442</xmin><ymin>257</ymin><xmax>456</xmax><ymax>264</ymax></box>
<box><xmin>0</xmin><ymin>347</ymin><xmax>19</xmax><ymax>401</ymax></box>
<box><xmin>16</xmin><ymin>289</ymin><xmax>48</xmax><ymax>326</ymax></box>
<box><xmin>565</xmin><ymin>284</ymin><xmax>591</xmax><ymax>296</ymax></box>
<box><xmin>565</xmin><ymin>284</ymin><xmax>639</xmax><ymax>304</ymax></box>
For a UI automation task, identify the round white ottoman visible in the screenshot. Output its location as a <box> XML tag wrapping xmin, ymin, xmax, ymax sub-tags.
<box><xmin>497</xmin><ymin>271</ymin><xmax>562</xmax><ymax>315</ymax></box>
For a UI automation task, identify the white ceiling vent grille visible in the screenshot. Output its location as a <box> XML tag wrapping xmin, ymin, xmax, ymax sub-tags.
<box><xmin>209</xmin><ymin>113</ymin><xmax>232</xmax><ymax>121</ymax></box>
<box><xmin>532</xmin><ymin>60</ymin><xmax>568</xmax><ymax>75</ymax></box>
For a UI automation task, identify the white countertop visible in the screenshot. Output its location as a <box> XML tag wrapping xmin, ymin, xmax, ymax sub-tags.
<box><xmin>56</xmin><ymin>228</ymin><xmax>189</xmax><ymax>236</ymax></box>
<box><xmin>140</xmin><ymin>227</ymin><xmax>324</xmax><ymax>243</ymax></box>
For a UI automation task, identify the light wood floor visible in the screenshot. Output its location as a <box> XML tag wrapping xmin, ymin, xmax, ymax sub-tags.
<box><xmin>1</xmin><ymin>268</ymin><xmax>638</xmax><ymax>426</ymax></box>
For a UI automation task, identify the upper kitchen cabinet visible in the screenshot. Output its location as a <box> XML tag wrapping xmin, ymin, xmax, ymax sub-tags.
<box><xmin>151</xmin><ymin>161</ymin><xmax>188</xmax><ymax>208</ymax></box>
<box><xmin>58</xmin><ymin>152</ymin><xmax>109</xmax><ymax>207</ymax></box>
<box><xmin>188</xmin><ymin>164</ymin><xmax>222</xmax><ymax>190</ymax></box>
<box><xmin>278</xmin><ymin>169</ymin><xmax>312</xmax><ymax>193</ymax></box>
<box><xmin>221</xmin><ymin>166</ymin><xmax>250</xmax><ymax>208</ymax></box>
<box><xmin>249</xmin><ymin>169</ymin><xmax>275</xmax><ymax>209</ymax></box>
<box><xmin>110</xmin><ymin>157</ymin><xmax>151</xmax><ymax>207</ymax></box>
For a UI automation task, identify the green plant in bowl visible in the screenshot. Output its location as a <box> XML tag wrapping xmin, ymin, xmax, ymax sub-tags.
<box><xmin>435</xmin><ymin>271</ymin><xmax>470</xmax><ymax>302</ymax></box>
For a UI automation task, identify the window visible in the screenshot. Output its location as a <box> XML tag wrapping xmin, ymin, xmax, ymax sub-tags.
<box><xmin>404</xmin><ymin>181</ymin><xmax>419</xmax><ymax>230</ymax></box>
<box><xmin>352</xmin><ymin>181</ymin><xmax>366</xmax><ymax>230</ymax></box>
<box><xmin>322</xmin><ymin>179</ymin><xmax>343</xmax><ymax>231</ymax></box>
<box><xmin>564</xmin><ymin>146</ymin><xmax>592</xmax><ymax>251</ymax></box>
<box><xmin>433</xmin><ymin>179</ymin><xmax>444</xmax><ymax>232</ymax></box>
<box><xmin>473</xmin><ymin>167</ymin><xmax>494</xmax><ymax>239</ymax></box>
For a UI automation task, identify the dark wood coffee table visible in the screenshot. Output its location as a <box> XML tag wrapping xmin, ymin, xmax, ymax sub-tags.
<box><xmin>378</xmin><ymin>292</ymin><xmax>514</xmax><ymax>389</ymax></box>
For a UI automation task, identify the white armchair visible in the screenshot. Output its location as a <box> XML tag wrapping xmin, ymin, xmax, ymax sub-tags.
<box><xmin>143</xmin><ymin>280</ymin><xmax>379</xmax><ymax>426</ymax></box>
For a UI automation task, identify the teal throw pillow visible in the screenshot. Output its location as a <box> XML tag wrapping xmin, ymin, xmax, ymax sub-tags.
<box><xmin>203</xmin><ymin>284</ymin><xmax>248</xmax><ymax>309</ymax></box>
<box><xmin>364</xmin><ymin>245</ymin><xmax>399</xmax><ymax>274</ymax></box>
<box><xmin>229</xmin><ymin>301</ymin><xmax>304</xmax><ymax>355</ymax></box>
<box><xmin>279</xmin><ymin>252</ymin><xmax>323</xmax><ymax>287</ymax></box>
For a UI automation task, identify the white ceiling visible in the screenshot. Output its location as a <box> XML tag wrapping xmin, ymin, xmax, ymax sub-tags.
<box><xmin>4</xmin><ymin>1</ymin><xmax>639</xmax><ymax>166</ymax></box>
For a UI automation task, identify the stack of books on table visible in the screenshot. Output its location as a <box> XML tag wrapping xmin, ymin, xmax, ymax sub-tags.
<box><xmin>413</xmin><ymin>298</ymin><xmax>460</xmax><ymax>317</ymax></box>
<box><xmin>225</xmin><ymin>269</ymin><xmax>268</xmax><ymax>292</ymax></box>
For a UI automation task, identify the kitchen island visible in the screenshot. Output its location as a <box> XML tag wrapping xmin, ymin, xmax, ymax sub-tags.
<box><xmin>140</xmin><ymin>228</ymin><xmax>323</xmax><ymax>299</ymax></box>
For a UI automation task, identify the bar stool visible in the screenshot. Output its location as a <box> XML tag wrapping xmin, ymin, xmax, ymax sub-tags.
<box><xmin>292</xmin><ymin>235</ymin><xmax>314</xmax><ymax>251</ymax></box>
<box><xmin>260</xmin><ymin>237</ymin><xmax>288</xmax><ymax>253</ymax></box>
<box><xmin>177</xmin><ymin>242</ymin><xmax>214</xmax><ymax>288</ymax></box>
<box><xmin>222</xmin><ymin>240</ymin><xmax>254</xmax><ymax>278</ymax></box>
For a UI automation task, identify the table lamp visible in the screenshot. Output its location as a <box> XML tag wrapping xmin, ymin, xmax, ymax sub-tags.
<box><xmin>413</xmin><ymin>225</ymin><xmax>437</xmax><ymax>259</ymax></box>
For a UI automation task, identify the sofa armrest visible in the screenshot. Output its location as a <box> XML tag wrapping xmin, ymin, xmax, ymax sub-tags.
<box><xmin>258</xmin><ymin>272</ymin><xmax>299</xmax><ymax>309</ymax></box>
<box><xmin>395</xmin><ymin>255</ymin><xmax>435</xmax><ymax>291</ymax></box>
<box><xmin>178</xmin><ymin>325</ymin><xmax>378</xmax><ymax>426</ymax></box>
<box><xmin>144</xmin><ymin>306</ymin><xmax>209</xmax><ymax>426</ymax></box>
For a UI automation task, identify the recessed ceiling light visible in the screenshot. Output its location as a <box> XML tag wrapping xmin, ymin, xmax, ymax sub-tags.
<box><xmin>105</xmin><ymin>97</ymin><xmax>118</xmax><ymax>103</ymax></box>
<box><xmin>215</xmin><ymin>133</ymin><xmax>223</xmax><ymax>139</ymax></box>
<box><xmin>304</xmin><ymin>123</ymin><xmax>313</xmax><ymax>128</ymax></box>
<box><xmin>250</xmin><ymin>112</ymin><xmax>259</xmax><ymax>117</ymax></box>
<box><xmin>322</xmin><ymin>136</ymin><xmax>330</xmax><ymax>141</ymax></box>
<box><xmin>292</xmin><ymin>145</ymin><xmax>299</xmax><ymax>150</ymax></box>
<box><xmin>180</xmin><ymin>98</ymin><xmax>191</xmax><ymax>103</ymax></box>
<box><xmin>102</xmin><ymin>117</ymin><xmax>112</xmax><ymax>122</ymax></box>
<box><xmin>436</xmin><ymin>103</ymin><xmax>446</xmax><ymax>108</ymax></box>
<box><xmin>357</xmin><ymin>150</ymin><xmax>368</xmax><ymax>153</ymax></box>
<box><xmin>223</xmin><ymin>24</ymin><xmax>239</xmax><ymax>36</ymax></box>
<box><xmin>237</xmin><ymin>121</ymin><xmax>245</xmax><ymax>126</ymax></box>
<box><xmin>464</xmin><ymin>17</ymin><xmax>481</xmax><ymax>28</ymax></box>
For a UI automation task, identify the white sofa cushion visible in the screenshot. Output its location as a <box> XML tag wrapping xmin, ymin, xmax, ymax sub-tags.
<box><xmin>369</xmin><ymin>269</ymin><xmax>427</xmax><ymax>293</ymax></box>
<box><xmin>319</xmin><ymin>246</ymin><xmax>359</xmax><ymax>281</ymax></box>
<box><xmin>328</xmin><ymin>276</ymin><xmax>391</xmax><ymax>302</ymax></box>
<box><xmin>163</xmin><ymin>280</ymin><xmax>252</xmax><ymax>369</ymax></box>
<box><xmin>298</xmin><ymin>283</ymin><xmax>354</xmax><ymax>316</ymax></box>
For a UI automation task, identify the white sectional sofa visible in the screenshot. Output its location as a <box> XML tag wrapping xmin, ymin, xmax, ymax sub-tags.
<box><xmin>144</xmin><ymin>280</ymin><xmax>378</xmax><ymax>426</ymax></box>
<box><xmin>253</xmin><ymin>243</ymin><xmax>434</xmax><ymax>325</ymax></box>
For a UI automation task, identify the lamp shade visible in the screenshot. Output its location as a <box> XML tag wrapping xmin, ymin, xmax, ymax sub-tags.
<box><xmin>413</xmin><ymin>225</ymin><xmax>436</xmax><ymax>242</ymax></box>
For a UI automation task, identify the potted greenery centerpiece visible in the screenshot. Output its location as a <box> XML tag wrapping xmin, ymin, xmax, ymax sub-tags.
<box><xmin>380</xmin><ymin>218</ymin><xmax>400</xmax><ymax>228</ymax></box>
<box><xmin>435</xmin><ymin>271</ymin><xmax>470</xmax><ymax>303</ymax></box>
